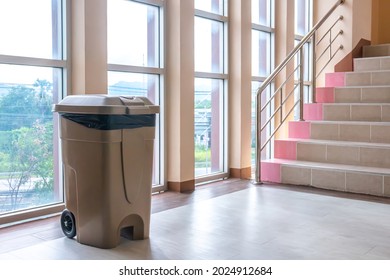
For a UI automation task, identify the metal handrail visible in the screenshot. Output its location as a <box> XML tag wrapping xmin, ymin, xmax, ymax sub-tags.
<box><xmin>254</xmin><ymin>0</ymin><xmax>345</xmax><ymax>184</ymax></box>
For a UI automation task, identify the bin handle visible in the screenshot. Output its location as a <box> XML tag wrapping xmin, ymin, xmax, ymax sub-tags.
<box><xmin>119</xmin><ymin>96</ymin><xmax>145</xmax><ymax>106</ymax></box>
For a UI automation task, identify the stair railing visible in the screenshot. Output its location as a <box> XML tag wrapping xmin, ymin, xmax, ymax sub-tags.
<box><xmin>254</xmin><ymin>0</ymin><xmax>345</xmax><ymax>184</ymax></box>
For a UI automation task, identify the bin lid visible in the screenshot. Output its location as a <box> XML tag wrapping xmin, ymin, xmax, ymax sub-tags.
<box><xmin>53</xmin><ymin>95</ymin><xmax>159</xmax><ymax>115</ymax></box>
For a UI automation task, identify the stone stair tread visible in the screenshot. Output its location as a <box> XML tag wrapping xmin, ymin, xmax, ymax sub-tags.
<box><xmin>332</xmin><ymin>85</ymin><xmax>390</xmax><ymax>89</ymax></box>
<box><xmin>278</xmin><ymin>138</ymin><xmax>390</xmax><ymax>148</ymax></box>
<box><xmin>322</xmin><ymin>102</ymin><xmax>390</xmax><ymax>105</ymax></box>
<box><xmin>308</xmin><ymin>120</ymin><xmax>390</xmax><ymax>125</ymax></box>
<box><xmin>342</xmin><ymin>69</ymin><xmax>390</xmax><ymax>74</ymax></box>
<box><xmin>262</xmin><ymin>158</ymin><xmax>390</xmax><ymax>176</ymax></box>
<box><xmin>356</xmin><ymin>55</ymin><xmax>390</xmax><ymax>60</ymax></box>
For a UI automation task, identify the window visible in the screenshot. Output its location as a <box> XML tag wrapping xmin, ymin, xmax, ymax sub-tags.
<box><xmin>0</xmin><ymin>0</ymin><xmax>68</xmax><ymax>221</ymax></box>
<box><xmin>251</xmin><ymin>0</ymin><xmax>274</xmax><ymax>165</ymax></box>
<box><xmin>294</xmin><ymin>0</ymin><xmax>312</xmax><ymax>118</ymax></box>
<box><xmin>107</xmin><ymin>0</ymin><xmax>164</xmax><ymax>190</ymax></box>
<box><xmin>194</xmin><ymin>0</ymin><xmax>228</xmax><ymax>182</ymax></box>
<box><xmin>295</xmin><ymin>0</ymin><xmax>311</xmax><ymax>37</ymax></box>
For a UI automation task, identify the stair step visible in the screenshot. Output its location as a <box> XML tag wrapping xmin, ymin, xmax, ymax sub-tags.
<box><xmin>289</xmin><ymin>120</ymin><xmax>390</xmax><ymax>144</ymax></box>
<box><xmin>326</xmin><ymin>70</ymin><xmax>390</xmax><ymax>87</ymax></box>
<box><xmin>317</xmin><ymin>86</ymin><xmax>390</xmax><ymax>103</ymax></box>
<box><xmin>363</xmin><ymin>44</ymin><xmax>390</xmax><ymax>58</ymax></box>
<box><xmin>275</xmin><ymin>138</ymin><xmax>390</xmax><ymax>169</ymax></box>
<box><xmin>261</xmin><ymin>159</ymin><xmax>390</xmax><ymax>197</ymax></box>
<box><xmin>354</xmin><ymin>56</ymin><xmax>390</xmax><ymax>72</ymax></box>
<box><xmin>304</xmin><ymin>103</ymin><xmax>390</xmax><ymax>122</ymax></box>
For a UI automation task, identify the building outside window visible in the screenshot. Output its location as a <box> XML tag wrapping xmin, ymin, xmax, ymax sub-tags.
<box><xmin>0</xmin><ymin>0</ymin><xmax>68</xmax><ymax>221</ymax></box>
<box><xmin>107</xmin><ymin>0</ymin><xmax>164</xmax><ymax>191</ymax></box>
<box><xmin>194</xmin><ymin>0</ymin><xmax>228</xmax><ymax>183</ymax></box>
<box><xmin>251</xmin><ymin>0</ymin><xmax>274</xmax><ymax>165</ymax></box>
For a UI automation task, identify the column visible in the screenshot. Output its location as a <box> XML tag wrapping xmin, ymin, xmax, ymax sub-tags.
<box><xmin>228</xmin><ymin>0</ymin><xmax>252</xmax><ymax>179</ymax></box>
<box><xmin>166</xmin><ymin>0</ymin><xmax>195</xmax><ymax>192</ymax></box>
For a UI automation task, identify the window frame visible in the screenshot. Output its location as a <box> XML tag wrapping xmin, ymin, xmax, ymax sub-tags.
<box><xmin>294</xmin><ymin>0</ymin><xmax>313</xmax><ymax>108</ymax></box>
<box><xmin>251</xmin><ymin>0</ymin><xmax>275</xmax><ymax>166</ymax></box>
<box><xmin>194</xmin><ymin>1</ymin><xmax>229</xmax><ymax>184</ymax></box>
<box><xmin>0</xmin><ymin>0</ymin><xmax>70</xmax><ymax>226</ymax></box>
<box><xmin>107</xmin><ymin>0</ymin><xmax>166</xmax><ymax>192</ymax></box>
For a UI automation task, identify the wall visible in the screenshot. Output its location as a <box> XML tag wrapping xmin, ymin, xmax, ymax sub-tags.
<box><xmin>228</xmin><ymin>0</ymin><xmax>252</xmax><ymax>179</ymax></box>
<box><xmin>313</xmin><ymin>0</ymin><xmax>372</xmax><ymax>84</ymax></box>
<box><xmin>165</xmin><ymin>0</ymin><xmax>195</xmax><ymax>192</ymax></box>
<box><xmin>372</xmin><ymin>0</ymin><xmax>390</xmax><ymax>45</ymax></box>
<box><xmin>71</xmin><ymin>0</ymin><xmax>107</xmax><ymax>94</ymax></box>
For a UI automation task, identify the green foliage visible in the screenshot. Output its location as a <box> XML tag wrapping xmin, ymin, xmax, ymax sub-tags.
<box><xmin>5</xmin><ymin>121</ymin><xmax>54</xmax><ymax>209</ymax></box>
<box><xmin>0</xmin><ymin>80</ymin><xmax>53</xmax><ymax>131</ymax></box>
<box><xmin>195</xmin><ymin>144</ymin><xmax>211</xmax><ymax>165</ymax></box>
<box><xmin>0</xmin><ymin>80</ymin><xmax>55</xmax><ymax>211</ymax></box>
<box><xmin>195</xmin><ymin>98</ymin><xmax>211</xmax><ymax>109</ymax></box>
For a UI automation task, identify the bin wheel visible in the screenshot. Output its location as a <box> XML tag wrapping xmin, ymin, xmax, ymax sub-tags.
<box><xmin>61</xmin><ymin>209</ymin><xmax>76</xmax><ymax>238</ymax></box>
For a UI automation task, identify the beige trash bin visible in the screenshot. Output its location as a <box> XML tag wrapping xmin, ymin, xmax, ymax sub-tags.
<box><xmin>54</xmin><ymin>95</ymin><xmax>159</xmax><ymax>249</ymax></box>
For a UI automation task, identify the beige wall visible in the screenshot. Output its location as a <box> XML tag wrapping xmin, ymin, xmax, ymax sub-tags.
<box><xmin>165</xmin><ymin>0</ymin><xmax>195</xmax><ymax>191</ymax></box>
<box><xmin>228</xmin><ymin>0</ymin><xmax>252</xmax><ymax>178</ymax></box>
<box><xmin>313</xmin><ymin>0</ymin><xmax>372</xmax><ymax>85</ymax></box>
<box><xmin>71</xmin><ymin>0</ymin><xmax>107</xmax><ymax>94</ymax></box>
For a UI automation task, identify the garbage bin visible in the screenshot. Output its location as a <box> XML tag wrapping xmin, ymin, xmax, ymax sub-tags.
<box><xmin>54</xmin><ymin>95</ymin><xmax>159</xmax><ymax>249</ymax></box>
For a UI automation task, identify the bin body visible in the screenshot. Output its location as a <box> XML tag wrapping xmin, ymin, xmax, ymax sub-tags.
<box><xmin>54</xmin><ymin>95</ymin><xmax>158</xmax><ymax>249</ymax></box>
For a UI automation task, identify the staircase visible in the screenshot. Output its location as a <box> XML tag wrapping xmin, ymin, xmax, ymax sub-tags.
<box><xmin>261</xmin><ymin>44</ymin><xmax>390</xmax><ymax>198</ymax></box>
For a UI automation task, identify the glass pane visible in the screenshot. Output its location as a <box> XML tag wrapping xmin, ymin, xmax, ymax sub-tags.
<box><xmin>195</xmin><ymin>0</ymin><xmax>225</xmax><ymax>15</ymax></box>
<box><xmin>195</xmin><ymin>17</ymin><xmax>224</xmax><ymax>73</ymax></box>
<box><xmin>108</xmin><ymin>0</ymin><xmax>159</xmax><ymax>67</ymax></box>
<box><xmin>0</xmin><ymin>64</ymin><xmax>62</xmax><ymax>214</ymax></box>
<box><xmin>252</xmin><ymin>0</ymin><xmax>271</xmax><ymax>27</ymax></box>
<box><xmin>108</xmin><ymin>71</ymin><xmax>160</xmax><ymax>185</ymax></box>
<box><xmin>252</xmin><ymin>30</ymin><xmax>271</xmax><ymax>77</ymax></box>
<box><xmin>294</xmin><ymin>40</ymin><xmax>310</xmax><ymax>82</ymax></box>
<box><xmin>0</xmin><ymin>0</ymin><xmax>62</xmax><ymax>59</ymax></box>
<box><xmin>295</xmin><ymin>0</ymin><xmax>309</xmax><ymax>36</ymax></box>
<box><xmin>195</xmin><ymin>78</ymin><xmax>224</xmax><ymax>177</ymax></box>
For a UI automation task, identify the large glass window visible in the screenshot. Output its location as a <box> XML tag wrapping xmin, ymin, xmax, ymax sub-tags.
<box><xmin>107</xmin><ymin>0</ymin><xmax>164</xmax><ymax>189</ymax></box>
<box><xmin>251</xmin><ymin>0</ymin><xmax>274</xmax><ymax>166</ymax></box>
<box><xmin>0</xmin><ymin>0</ymin><xmax>67</xmax><ymax>220</ymax></box>
<box><xmin>194</xmin><ymin>0</ymin><xmax>228</xmax><ymax>182</ymax></box>
<box><xmin>295</xmin><ymin>0</ymin><xmax>311</xmax><ymax>37</ymax></box>
<box><xmin>294</xmin><ymin>0</ymin><xmax>312</xmax><ymax>118</ymax></box>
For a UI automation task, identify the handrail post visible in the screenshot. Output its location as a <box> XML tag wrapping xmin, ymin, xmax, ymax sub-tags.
<box><xmin>254</xmin><ymin>90</ymin><xmax>262</xmax><ymax>185</ymax></box>
<box><xmin>280</xmin><ymin>87</ymin><xmax>283</xmax><ymax>124</ymax></box>
<box><xmin>311</xmin><ymin>32</ymin><xmax>317</xmax><ymax>103</ymax></box>
<box><xmin>299</xmin><ymin>47</ymin><xmax>305</xmax><ymax>121</ymax></box>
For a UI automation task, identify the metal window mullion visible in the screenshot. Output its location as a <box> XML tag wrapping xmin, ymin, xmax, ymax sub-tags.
<box><xmin>108</xmin><ymin>64</ymin><xmax>164</xmax><ymax>75</ymax></box>
<box><xmin>132</xmin><ymin>0</ymin><xmax>164</xmax><ymax>7</ymax></box>
<box><xmin>0</xmin><ymin>55</ymin><xmax>66</xmax><ymax>68</ymax></box>
<box><xmin>195</xmin><ymin>9</ymin><xmax>227</xmax><ymax>22</ymax></box>
<box><xmin>195</xmin><ymin>71</ymin><xmax>228</xmax><ymax>80</ymax></box>
<box><xmin>251</xmin><ymin>23</ymin><xmax>274</xmax><ymax>33</ymax></box>
<box><xmin>252</xmin><ymin>76</ymin><xmax>267</xmax><ymax>82</ymax></box>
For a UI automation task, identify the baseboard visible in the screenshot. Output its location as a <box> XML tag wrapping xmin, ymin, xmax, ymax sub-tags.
<box><xmin>167</xmin><ymin>179</ymin><xmax>195</xmax><ymax>193</ymax></box>
<box><xmin>230</xmin><ymin>167</ymin><xmax>252</xmax><ymax>179</ymax></box>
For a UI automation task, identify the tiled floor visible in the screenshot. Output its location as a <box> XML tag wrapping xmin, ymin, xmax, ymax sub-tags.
<box><xmin>1</xmin><ymin>181</ymin><xmax>390</xmax><ymax>260</ymax></box>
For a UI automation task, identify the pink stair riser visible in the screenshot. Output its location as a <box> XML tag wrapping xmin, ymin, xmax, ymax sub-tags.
<box><xmin>261</xmin><ymin>161</ymin><xmax>281</xmax><ymax>183</ymax></box>
<box><xmin>316</xmin><ymin>87</ymin><xmax>335</xmax><ymax>103</ymax></box>
<box><xmin>289</xmin><ymin>121</ymin><xmax>311</xmax><ymax>139</ymax></box>
<box><xmin>303</xmin><ymin>103</ymin><xmax>323</xmax><ymax>120</ymax></box>
<box><xmin>274</xmin><ymin>140</ymin><xmax>297</xmax><ymax>160</ymax></box>
<box><xmin>325</xmin><ymin>72</ymin><xmax>346</xmax><ymax>87</ymax></box>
